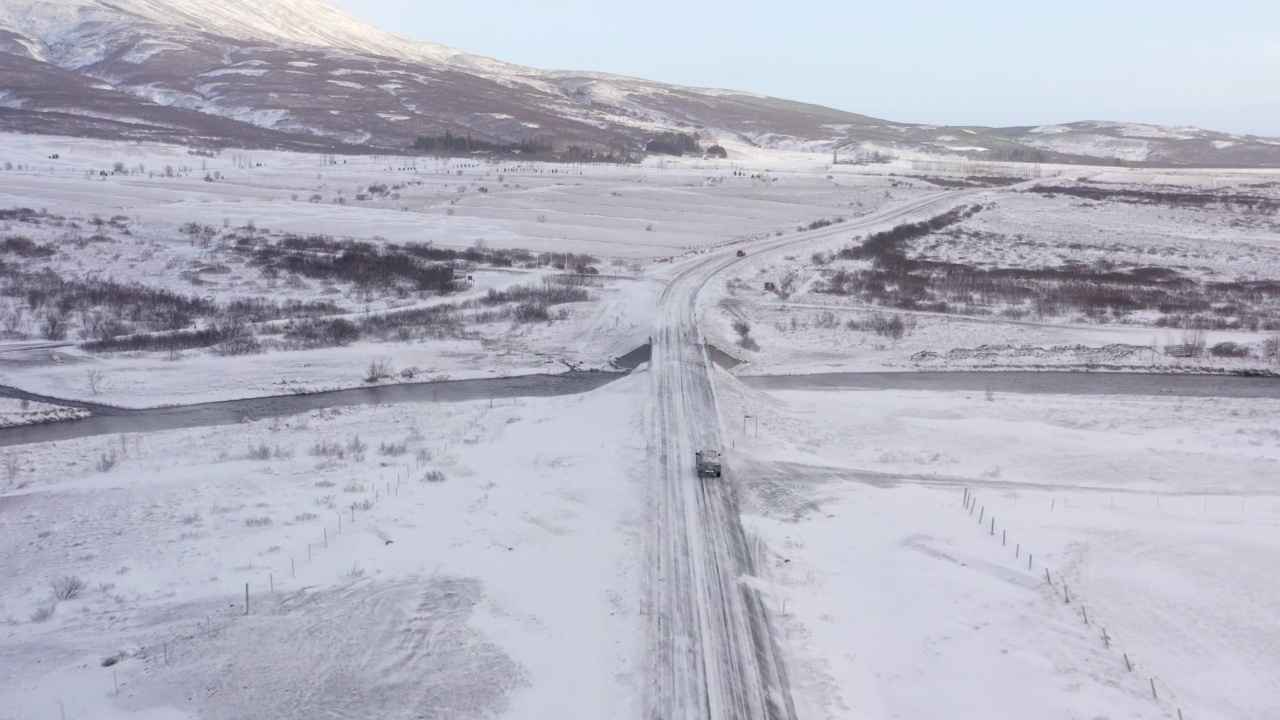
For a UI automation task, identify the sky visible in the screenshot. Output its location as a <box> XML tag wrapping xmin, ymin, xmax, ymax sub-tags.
<box><xmin>328</xmin><ymin>0</ymin><xmax>1280</xmax><ymax>136</ymax></box>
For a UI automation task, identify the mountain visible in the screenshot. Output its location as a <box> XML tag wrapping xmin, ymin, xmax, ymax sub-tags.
<box><xmin>2</xmin><ymin>0</ymin><xmax>1278</xmax><ymax>166</ymax></box>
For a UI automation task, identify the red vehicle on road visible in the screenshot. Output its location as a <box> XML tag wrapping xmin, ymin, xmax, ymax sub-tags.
<box><xmin>736</xmin><ymin>250</ymin><xmax>746</xmax><ymax>257</ymax></box>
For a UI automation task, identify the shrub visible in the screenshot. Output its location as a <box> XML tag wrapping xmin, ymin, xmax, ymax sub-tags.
<box><xmin>96</xmin><ymin>450</ymin><xmax>118</xmax><ymax>473</ymax></box>
<box><xmin>51</xmin><ymin>575</ymin><xmax>87</xmax><ymax>600</ymax></box>
<box><xmin>379</xmin><ymin>441</ymin><xmax>408</xmax><ymax>456</ymax></box>
<box><xmin>365</xmin><ymin>356</ymin><xmax>394</xmax><ymax>383</ymax></box>
<box><xmin>294</xmin><ymin>512</ymin><xmax>319</xmax><ymax>522</ymax></box>
<box><xmin>310</xmin><ymin>440</ymin><xmax>343</xmax><ymax>458</ymax></box>
<box><xmin>346</xmin><ymin>435</ymin><xmax>367</xmax><ymax>461</ymax></box>
<box><xmin>244</xmin><ymin>516</ymin><xmax>272</xmax><ymax>527</ymax></box>
<box><xmin>30</xmin><ymin>605</ymin><xmax>55</xmax><ymax>622</ymax></box>
<box><xmin>1210</xmin><ymin>342</ymin><xmax>1250</xmax><ymax>358</ymax></box>
<box><xmin>422</xmin><ymin>470</ymin><xmax>446</xmax><ymax>483</ymax></box>
<box><xmin>180</xmin><ymin>512</ymin><xmax>202</xmax><ymax>525</ymax></box>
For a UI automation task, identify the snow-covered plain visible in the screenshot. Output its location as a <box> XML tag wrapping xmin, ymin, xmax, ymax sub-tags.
<box><xmin>1</xmin><ymin>374</ymin><xmax>648</xmax><ymax>720</ymax></box>
<box><xmin>716</xmin><ymin>371</ymin><xmax>1280</xmax><ymax>720</ymax></box>
<box><xmin>2</xmin><ymin>132</ymin><xmax>1280</xmax><ymax>720</ymax></box>
<box><xmin>703</xmin><ymin>175</ymin><xmax>1280</xmax><ymax>376</ymax></box>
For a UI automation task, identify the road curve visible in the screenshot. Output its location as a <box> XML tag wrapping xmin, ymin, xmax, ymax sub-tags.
<box><xmin>645</xmin><ymin>191</ymin><xmax>965</xmax><ymax>720</ymax></box>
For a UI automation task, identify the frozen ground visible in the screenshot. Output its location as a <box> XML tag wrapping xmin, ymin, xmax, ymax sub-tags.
<box><xmin>0</xmin><ymin>373</ymin><xmax>648</xmax><ymax>720</ymax></box>
<box><xmin>714</xmin><ymin>370</ymin><xmax>1280</xmax><ymax>720</ymax></box>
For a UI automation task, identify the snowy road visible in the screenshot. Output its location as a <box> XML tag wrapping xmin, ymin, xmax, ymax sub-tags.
<box><xmin>646</xmin><ymin>191</ymin><xmax>964</xmax><ymax>720</ymax></box>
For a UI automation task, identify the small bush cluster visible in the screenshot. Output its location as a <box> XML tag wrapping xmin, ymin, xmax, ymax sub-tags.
<box><xmin>51</xmin><ymin>575</ymin><xmax>87</xmax><ymax>600</ymax></box>
<box><xmin>379</xmin><ymin>441</ymin><xmax>408</xmax><ymax>456</ymax></box>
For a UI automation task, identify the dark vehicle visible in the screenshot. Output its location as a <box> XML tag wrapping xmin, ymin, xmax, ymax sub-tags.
<box><xmin>695</xmin><ymin>450</ymin><xmax>722</xmax><ymax>478</ymax></box>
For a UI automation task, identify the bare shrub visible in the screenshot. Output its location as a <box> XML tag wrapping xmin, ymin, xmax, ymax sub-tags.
<box><xmin>310</xmin><ymin>439</ymin><xmax>343</xmax><ymax>458</ymax></box>
<box><xmin>415</xmin><ymin>448</ymin><xmax>433</xmax><ymax>465</ymax></box>
<box><xmin>51</xmin><ymin>575</ymin><xmax>87</xmax><ymax>600</ymax></box>
<box><xmin>422</xmin><ymin>470</ymin><xmax>446</xmax><ymax>483</ymax></box>
<box><xmin>244</xmin><ymin>516</ymin><xmax>273</xmax><ymax>527</ymax></box>
<box><xmin>30</xmin><ymin>605</ymin><xmax>55</xmax><ymax>622</ymax></box>
<box><xmin>737</xmin><ymin>335</ymin><xmax>760</xmax><ymax>351</ymax></box>
<box><xmin>180</xmin><ymin>512</ymin><xmax>202</xmax><ymax>525</ymax></box>
<box><xmin>354</xmin><ymin>498</ymin><xmax>375</xmax><ymax>511</ymax></box>
<box><xmin>850</xmin><ymin>313</ymin><xmax>909</xmax><ymax>340</ymax></box>
<box><xmin>96</xmin><ymin>450</ymin><xmax>118</xmax><ymax>473</ymax></box>
<box><xmin>294</xmin><ymin>512</ymin><xmax>319</xmax><ymax>522</ymax></box>
<box><xmin>86</xmin><ymin>370</ymin><xmax>106</xmax><ymax>395</ymax></box>
<box><xmin>342</xmin><ymin>482</ymin><xmax>365</xmax><ymax>493</ymax></box>
<box><xmin>3</xmin><ymin>453</ymin><xmax>18</xmax><ymax>488</ymax></box>
<box><xmin>247</xmin><ymin>443</ymin><xmax>273</xmax><ymax>460</ymax></box>
<box><xmin>379</xmin><ymin>441</ymin><xmax>408</xmax><ymax>456</ymax></box>
<box><xmin>1265</xmin><ymin>334</ymin><xmax>1280</xmax><ymax>360</ymax></box>
<box><xmin>346</xmin><ymin>435</ymin><xmax>367</xmax><ymax>462</ymax></box>
<box><xmin>1210</xmin><ymin>341</ymin><xmax>1250</xmax><ymax>358</ymax></box>
<box><xmin>345</xmin><ymin>563</ymin><xmax>366</xmax><ymax>580</ymax></box>
<box><xmin>364</xmin><ymin>356</ymin><xmax>394</xmax><ymax>383</ymax></box>
<box><xmin>314</xmin><ymin>479</ymin><xmax>335</xmax><ymax>488</ymax></box>
<box><xmin>732</xmin><ymin>320</ymin><xmax>751</xmax><ymax>338</ymax></box>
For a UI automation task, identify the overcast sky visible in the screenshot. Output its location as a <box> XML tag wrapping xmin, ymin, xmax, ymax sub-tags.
<box><xmin>329</xmin><ymin>0</ymin><xmax>1280</xmax><ymax>136</ymax></box>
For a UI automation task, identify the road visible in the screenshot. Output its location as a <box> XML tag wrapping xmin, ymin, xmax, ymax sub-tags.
<box><xmin>645</xmin><ymin>191</ymin><xmax>965</xmax><ymax>720</ymax></box>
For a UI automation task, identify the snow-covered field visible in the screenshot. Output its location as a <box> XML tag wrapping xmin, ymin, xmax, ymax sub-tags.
<box><xmin>1</xmin><ymin>374</ymin><xmax>648</xmax><ymax>720</ymax></box>
<box><xmin>2</xmin><ymin>131</ymin><xmax>1280</xmax><ymax>720</ymax></box>
<box><xmin>703</xmin><ymin>175</ymin><xmax>1280</xmax><ymax>376</ymax></box>
<box><xmin>716</xmin><ymin>371</ymin><xmax>1280</xmax><ymax>720</ymax></box>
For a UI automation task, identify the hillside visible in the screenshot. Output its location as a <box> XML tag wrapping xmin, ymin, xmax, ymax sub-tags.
<box><xmin>1</xmin><ymin>0</ymin><xmax>1278</xmax><ymax>165</ymax></box>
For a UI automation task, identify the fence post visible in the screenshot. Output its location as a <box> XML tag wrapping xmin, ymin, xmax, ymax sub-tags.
<box><xmin>979</xmin><ymin>507</ymin><xmax>984</xmax><ymax>523</ymax></box>
<box><xmin>1124</xmin><ymin>653</ymin><xmax>1132</xmax><ymax>671</ymax></box>
<box><xmin>245</xmin><ymin>583</ymin><xmax>249</xmax><ymax>615</ymax></box>
<box><xmin>1150</xmin><ymin>678</ymin><xmax>1158</xmax><ymax>700</ymax></box>
<box><xmin>990</xmin><ymin>517</ymin><xmax>995</xmax><ymax>535</ymax></box>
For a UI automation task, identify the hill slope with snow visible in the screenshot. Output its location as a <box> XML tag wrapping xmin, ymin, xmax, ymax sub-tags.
<box><xmin>1</xmin><ymin>0</ymin><xmax>1277</xmax><ymax>166</ymax></box>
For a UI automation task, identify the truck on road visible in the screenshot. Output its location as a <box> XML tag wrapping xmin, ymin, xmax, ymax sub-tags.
<box><xmin>695</xmin><ymin>450</ymin><xmax>722</xmax><ymax>478</ymax></box>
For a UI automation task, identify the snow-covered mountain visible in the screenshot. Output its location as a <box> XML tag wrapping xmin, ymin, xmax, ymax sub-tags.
<box><xmin>2</xmin><ymin>0</ymin><xmax>1278</xmax><ymax>166</ymax></box>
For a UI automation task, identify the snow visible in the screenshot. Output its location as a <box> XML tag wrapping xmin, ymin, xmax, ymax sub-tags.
<box><xmin>0</xmin><ymin>397</ymin><xmax>89</xmax><ymax>427</ymax></box>
<box><xmin>715</xmin><ymin>370</ymin><xmax>1280</xmax><ymax>720</ymax></box>
<box><xmin>2</xmin><ymin>131</ymin><xmax>1280</xmax><ymax>719</ymax></box>
<box><xmin>0</xmin><ymin>373</ymin><xmax>649</xmax><ymax>720</ymax></box>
